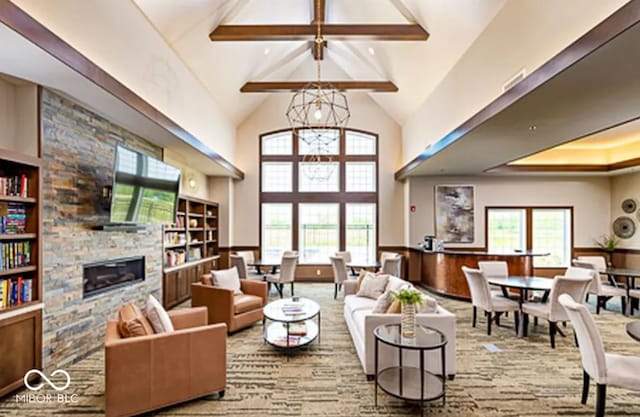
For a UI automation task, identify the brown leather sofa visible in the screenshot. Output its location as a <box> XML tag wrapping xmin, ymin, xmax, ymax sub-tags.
<box><xmin>192</xmin><ymin>277</ymin><xmax>267</xmax><ymax>333</ymax></box>
<box><xmin>105</xmin><ymin>307</ymin><xmax>226</xmax><ymax>417</ymax></box>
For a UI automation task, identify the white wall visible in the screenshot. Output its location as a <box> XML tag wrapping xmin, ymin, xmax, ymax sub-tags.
<box><xmin>13</xmin><ymin>0</ymin><xmax>236</xmax><ymax>163</ymax></box>
<box><xmin>610</xmin><ymin>171</ymin><xmax>640</xmax><ymax>249</ymax></box>
<box><xmin>208</xmin><ymin>177</ymin><xmax>233</xmax><ymax>248</ymax></box>
<box><xmin>407</xmin><ymin>176</ymin><xmax>612</xmax><ymax>248</ymax></box>
<box><xmin>0</xmin><ymin>77</ymin><xmax>38</xmax><ymax>156</ymax></box>
<box><xmin>234</xmin><ymin>65</ymin><xmax>404</xmax><ymax>247</ymax></box>
<box><xmin>402</xmin><ymin>0</ymin><xmax>630</xmax><ymax>165</ymax></box>
<box><xmin>163</xmin><ymin>148</ymin><xmax>209</xmax><ymax>200</ymax></box>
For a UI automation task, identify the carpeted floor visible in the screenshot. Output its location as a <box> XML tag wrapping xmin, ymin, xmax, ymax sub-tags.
<box><xmin>1</xmin><ymin>283</ymin><xmax>639</xmax><ymax>417</ymax></box>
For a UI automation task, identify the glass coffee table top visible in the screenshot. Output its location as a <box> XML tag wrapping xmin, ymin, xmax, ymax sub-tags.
<box><xmin>263</xmin><ymin>297</ymin><xmax>320</xmax><ymax>323</ymax></box>
<box><xmin>374</xmin><ymin>324</ymin><xmax>446</xmax><ymax>350</ymax></box>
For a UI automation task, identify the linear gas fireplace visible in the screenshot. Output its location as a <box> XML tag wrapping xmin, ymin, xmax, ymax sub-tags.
<box><xmin>83</xmin><ymin>256</ymin><xmax>145</xmax><ymax>298</ymax></box>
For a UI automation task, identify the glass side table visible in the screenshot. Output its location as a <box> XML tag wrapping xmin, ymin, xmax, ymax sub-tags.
<box><xmin>374</xmin><ymin>324</ymin><xmax>447</xmax><ymax>416</ymax></box>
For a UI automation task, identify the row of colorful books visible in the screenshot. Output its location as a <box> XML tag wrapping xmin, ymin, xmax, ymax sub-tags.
<box><xmin>0</xmin><ymin>277</ymin><xmax>33</xmax><ymax>309</ymax></box>
<box><xmin>165</xmin><ymin>249</ymin><xmax>187</xmax><ymax>267</ymax></box>
<box><xmin>0</xmin><ymin>174</ymin><xmax>29</xmax><ymax>198</ymax></box>
<box><xmin>271</xmin><ymin>335</ymin><xmax>302</xmax><ymax>347</ymax></box>
<box><xmin>0</xmin><ymin>241</ymin><xmax>31</xmax><ymax>270</ymax></box>
<box><xmin>0</xmin><ymin>203</ymin><xmax>27</xmax><ymax>234</ymax></box>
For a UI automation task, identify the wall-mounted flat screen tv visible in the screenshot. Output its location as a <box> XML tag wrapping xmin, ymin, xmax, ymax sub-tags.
<box><xmin>110</xmin><ymin>145</ymin><xmax>181</xmax><ymax>224</ymax></box>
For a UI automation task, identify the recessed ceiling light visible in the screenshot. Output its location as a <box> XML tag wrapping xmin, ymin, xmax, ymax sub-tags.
<box><xmin>528</xmin><ymin>125</ymin><xmax>537</xmax><ymax>131</ymax></box>
<box><xmin>368</xmin><ymin>47</ymin><xmax>375</xmax><ymax>56</ymax></box>
<box><xmin>264</xmin><ymin>48</ymin><xmax>271</xmax><ymax>55</ymax></box>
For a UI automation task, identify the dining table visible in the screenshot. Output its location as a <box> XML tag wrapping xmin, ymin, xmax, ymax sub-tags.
<box><xmin>346</xmin><ymin>261</ymin><xmax>381</xmax><ymax>276</ymax></box>
<box><xmin>626</xmin><ymin>321</ymin><xmax>640</xmax><ymax>342</ymax></box>
<box><xmin>487</xmin><ymin>276</ymin><xmax>554</xmax><ymax>337</ymax></box>
<box><xmin>248</xmin><ymin>260</ymin><xmax>280</xmax><ymax>275</ymax></box>
<box><xmin>605</xmin><ymin>267</ymin><xmax>640</xmax><ymax>316</ymax></box>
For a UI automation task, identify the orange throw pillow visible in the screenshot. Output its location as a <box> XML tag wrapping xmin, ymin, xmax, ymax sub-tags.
<box><xmin>386</xmin><ymin>300</ymin><xmax>401</xmax><ymax>314</ymax></box>
<box><xmin>117</xmin><ymin>303</ymin><xmax>154</xmax><ymax>338</ymax></box>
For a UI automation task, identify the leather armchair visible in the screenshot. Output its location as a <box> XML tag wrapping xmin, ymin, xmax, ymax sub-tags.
<box><xmin>105</xmin><ymin>307</ymin><xmax>226</xmax><ymax>417</ymax></box>
<box><xmin>192</xmin><ymin>278</ymin><xmax>267</xmax><ymax>333</ymax></box>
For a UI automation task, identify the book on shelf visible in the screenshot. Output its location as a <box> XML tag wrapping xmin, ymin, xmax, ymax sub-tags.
<box><xmin>164</xmin><ymin>232</ymin><xmax>186</xmax><ymax>246</ymax></box>
<box><xmin>0</xmin><ymin>277</ymin><xmax>33</xmax><ymax>309</ymax></box>
<box><xmin>281</xmin><ymin>302</ymin><xmax>305</xmax><ymax>315</ymax></box>
<box><xmin>287</xmin><ymin>322</ymin><xmax>307</xmax><ymax>336</ymax></box>
<box><xmin>0</xmin><ymin>203</ymin><xmax>27</xmax><ymax>234</ymax></box>
<box><xmin>0</xmin><ymin>174</ymin><xmax>29</xmax><ymax>198</ymax></box>
<box><xmin>0</xmin><ymin>241</ymin><xmax>31</xmax><ymax>271</ymax></box>
<box><xmin>272</xmin><ymin>335</ymin><xmax>302</xmax><ymax>347</ymax></box>
<box><xmin>188</xmin><ymin>247</ymin><xmax>202</xmax><ymax>261</ymax></box>
<box><xmin>165</xmin><ymin>249</ymin><xmax>186</xmax><ymax>267</ymax></box>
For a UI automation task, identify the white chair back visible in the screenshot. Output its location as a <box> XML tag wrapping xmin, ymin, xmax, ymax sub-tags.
<box><xmin>379</xmin><ymin>251</ymin><xmax>397</xmax><ymax>266</ymax></box>
<box><xmin>335</xmin><ymin>251</ymin><xmax>352</xmax><ymax>263</ymax></box>
<box><xmin>283</xmin><ymin>250</ymin><xmax>298</xmax><ymax>257</ymax></box>
<box><xmin>230</xmin><ymin>254</ymin><xmax>248</xmax><ymax>279</ymax></box>
<box><xmin>381</xmin><ymin>256</ymin><xmax>401</xmax><ymax>276</ymax></box>
<box><xmin>478</xmin><ymin>261</ymin><xmax>508</xmax><ymax>278</ymax></box>
<box><xmin>330</xmin><ymin>256</ymin><xmax>348</xmax><ymax>284</ymax></box>
<box><xmin>576</xmin><ymin>256</ymin><xmax>607</xmax><ymax>272</ymax></box>
<box><xmin>462</xmin><ymin>266</ymin><xmax>492</xmax><ymax>310</ymax></box>
<box><xmin>278</xmin><ymin>255</ymin><xmax>298</xmax><ymax>284</ymax></box>
<box><xmin>558</xmin><ymin>294</ymin><xmax>607</xmax><ymax>383</ymax></box>
<box><xmin>236</xmin><ymin>250</ymin><xmax>255</xmax><ymax>264</ymax></box>
<box><xmin>572</xmin><ymin>260</ymin><xmax>605</xmax><ymax>294</ymax></box>
<box><xmin>547</xmin><ymin>276</ymin><xmax>592</xmax><ymax>322</ymax></box>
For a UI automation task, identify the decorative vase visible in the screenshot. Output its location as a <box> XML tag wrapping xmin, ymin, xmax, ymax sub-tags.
<box><xmin>401</xmin><ymin>303</ymin><xmax>417</xmax><ymax>338</ymax></box>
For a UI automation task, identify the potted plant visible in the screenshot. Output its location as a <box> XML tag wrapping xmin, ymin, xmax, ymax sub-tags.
<box><xmin>391</xmin><ymin>287</ymin><xmax>424</xmax><ymax>338</ymax></box>
<box><xmin>595</xmin><ymin>233</ymin><xmax>619</xmax><ymax>266</ymax></box>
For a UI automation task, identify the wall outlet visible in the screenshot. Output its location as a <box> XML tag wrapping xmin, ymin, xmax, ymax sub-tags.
<box><xmin>316</xmin><ymin>269</ymin><xmax>321</xmax><ymax>276</ymax></box>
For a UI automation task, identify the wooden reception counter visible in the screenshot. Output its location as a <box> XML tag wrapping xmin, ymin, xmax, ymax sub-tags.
<box><xmin>408</xmin><ymin>247</ymin><xmax>549</xmax><ymax>300</ymax></box>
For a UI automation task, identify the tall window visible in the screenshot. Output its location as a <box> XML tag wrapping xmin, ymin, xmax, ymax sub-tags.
<box><xmin>486</xmin><ymin>207</ymin><xmax>573</xmax><ymax>268</ymax></box>
<box><xmin>260</xmin><ymin>129</ymin><xmax>378</xmax><ymax>264</ymax></box>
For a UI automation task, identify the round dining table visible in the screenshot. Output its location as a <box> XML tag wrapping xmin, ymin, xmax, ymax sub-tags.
<box><xmin>487</xmin><ymin>276</ymin><xmax>554</xmax><ymax>337</ymax></box>
<box><xmin>347</xmin><ymin>261</ymin><xmax>381</xmax><ymax>276</ymax></box>
<box><xmin>248</xmin><ymin>260</ymin><xmax>280</xmax><ymax>275</ymax></box>
<box><xmin>626</xmin><ymin>321</ymin><xmax>640</xmax><ymax>342</ymax></box>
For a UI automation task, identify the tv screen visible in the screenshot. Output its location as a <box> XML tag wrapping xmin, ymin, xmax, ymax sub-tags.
<box><xmin>110</xmin><ymin>145</ymin><xmax>180</xmax><ymax>225</ymax></box>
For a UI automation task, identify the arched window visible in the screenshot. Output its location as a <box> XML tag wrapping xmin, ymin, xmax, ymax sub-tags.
<box><xmin>260</xmin><ymin>128</ymin><xmax>378</xmax><ymax>264</ymax></box>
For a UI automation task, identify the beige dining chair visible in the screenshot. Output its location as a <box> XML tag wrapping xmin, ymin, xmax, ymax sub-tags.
<box><xmin>230</xmin><ymin>254</ymin><xmax>249</xmax><ymax>279</ymax></box>
<box><xmin>461</xmin><ymin>266</ymin><xmax>520</xmax><ymax>335</ymax></box>
<box><xmin>521</xmin><ymin>275</ymin><xmax>591</xmax><ymax>348</ymax></box>
<box><xmin>572</xmin><ymin>260</ymin><xmax>627</xmax><ymax>314</ymax></box>
<box><xmin>381</xmin><ymin>255</ymin><xmax>402</xmax><ymax>276</ymax></box>
<box><xmin>478</xmin><ymin>261</ymin><xmax>510</xmax><ymax>296</ymax></box>
<box><xmin>335</xmin><ymin>251</ymin><xmax>352</xmax><ymax>263</ymax></box>
<box><xmin>559</xmin><ymin>294</ymin><xmax>640</xmax><ymax>417</ymax></box>
<box><xmin>265</xmin><ymin>254</ymin><xmax>298</xmax><ymax>298</ymax></box>
<box><xmin>330</xmin><ymin>256</ymin><xmax>350</xmax><ymax>299</ymax></box>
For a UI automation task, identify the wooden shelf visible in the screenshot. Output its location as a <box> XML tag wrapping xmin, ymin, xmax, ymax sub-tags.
<box><xmin>0</xmin><ymin>265</ymin><xmax>37</xmax><ymax>277</ymax></box>
<box><xmin>189</xmin><ymin>227</ymin><xmax>204</xmax><ymax>231</ymax></box>
<box><xmin>164</xmin><ymin>243</ymin><xmax>186</xmax><ymax>249</ymax></box>
<box><xmin>0</xmin><ymin>301</ymin><xmax>41</xmax><ymax>316</ymax></box>
<box><xmin>176</xmin><ymin>211</ymin><xmax>185</xmax><ymax>215</ymax></box>
<box><xmin>164</xmin><ymin>227</ymin><xmax>186</xmax><ymax>232</ymax></box>
<box><xmin>188</xmin><ymin>213</ymin><xmax>203</xmax><ymax>218</ymax></box>
<box><xmin>0</xmin><ymin>196</ymin><xmax>36</xmax><ymax>204</ymax></box>
<box><xmin>0</xmin><ymin>233</ymin><xmax>36</xmax><ymax>241</ymax></box>
<box><xmin>206</xmin><ymin>239</ymin><xmax>217</xmax><ymax>243</ymax></box>
<box><xmin>188</xmin><ymin>241</ymin><xmax>204</xmax><ymax>246</ymax></box>
<box><xmin>163</xmin><ymin>255</ymin><xmax>220</xmax><ymax>273</ymax></box>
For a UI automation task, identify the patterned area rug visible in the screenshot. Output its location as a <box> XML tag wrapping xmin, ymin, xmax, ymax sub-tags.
<box><xmin>1</xmin><ymin>283</ymin><xmax>639</xmax><ymax>417</ymax></box>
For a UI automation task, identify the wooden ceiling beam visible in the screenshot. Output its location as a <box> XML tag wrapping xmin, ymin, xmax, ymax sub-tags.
<box><xmin>311</xmin><ymin>40</ymin><xmax>326</xmax><ymax>60</ymax></box>
<box><xmin>210</xmin><ymin>24</ymin><xmax>429</xmax><ymax>41</ymax></box>
<box><xmin>312</xmin><ymin>0</ymin><xmax>326</xmax><ymax>24</ymax></box>
<box><xmin>240</xmin><ymin>81</ymin><xmax>398</xmax><ymax>93</ymax></box>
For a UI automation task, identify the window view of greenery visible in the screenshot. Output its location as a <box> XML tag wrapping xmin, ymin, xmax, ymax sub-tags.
<box><xmin>532</xmin><ymin>209</ymin><xmax>571</xmax><ymax>267</ymax></box>
<box><xmin>111</xmin><ymin>184</ymin><xmax>176</xmax><ymax>224</ymax></box>
<box><xmin>487</xmin><ymin>209</ymin><xmax>526</xmax><ymax>253</ymax></box>
<box><xmin>262</xmin><ymin>204</ymin><xmax>292</xmax><ymax>262</ymax></box>
<box><xmin>299</xmin><ymin>204</ymin><xmax>339</xmax><ymax>264</ymax></box>
<box><xmin>346</xmin><ymin>204</ymin><xmax>376</xmax><ymax>263</ymax></box>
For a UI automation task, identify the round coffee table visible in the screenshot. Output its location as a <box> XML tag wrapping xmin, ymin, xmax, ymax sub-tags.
<box><xmin>374</xmin><ymin>324</ymin><xmax>447</xmax><ymax>417</ymax></box>
<box><xmin>262</xmin><ymin>297</ymin><xmax>320</xmax><ymax>349</ymax></box>
<box><xmin>626</xmin><ymin>321</ymin><xmax>640</xmax><ymax>342</ymax></box>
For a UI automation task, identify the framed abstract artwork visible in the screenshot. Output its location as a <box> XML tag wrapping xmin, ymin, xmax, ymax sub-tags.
<box><xmin>435</xmin><ymin>185</ymin><xmax>475</xmax><ymax>243</ymax></box>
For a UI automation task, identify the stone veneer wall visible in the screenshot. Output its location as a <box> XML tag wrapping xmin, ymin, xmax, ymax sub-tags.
<box><xmin>40</xmin><ymin>90</ymin><xmax>163</xmax><ymax>369</ymax></box>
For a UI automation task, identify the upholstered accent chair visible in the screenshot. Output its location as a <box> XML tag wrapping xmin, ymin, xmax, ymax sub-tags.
<box><xmin>330</xmin><ymin>255</ymin><xmax>352</xmax><ymax>299</ymax></box>
<box><xmin>573</xmin><ymin>259</ymin><xmax>627</xmax><ymax>314</ymax></box>
<box><xmin>191</xmin><ymin>276</ymin><xmax>267</xmax><ymax>333</ymax></box>
<box><xmin>461</xmin><ymin>266</ymin><xmax>519</xmax><ymax>335</ymax></box>
<box><xmin>105</xmin><ymin>307</ymin><xmax>226</xmax><ymax>417</ymax></box>
<box><xmin>521</xmin><ymin>274</ymin><xmax>591</xmax><ymax>348</ymax></box>
<box><xmin>265</xmin><ymin>254</ymin><xmax>298</xmax><ymax>298</ymax></box>
<box><xmin>559</xmin><ymin>294</ymin><xmax>640</xmax><ymax>417</ymax></box>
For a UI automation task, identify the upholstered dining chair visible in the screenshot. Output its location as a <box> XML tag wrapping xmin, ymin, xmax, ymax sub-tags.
<box><xmin>379</xmin><ymin>251</ymin><xmax>397</xmax><ymax>266</ymax></box>
<box><xmin>230</xmin><ymin>254</ymin><xmax>249</xmax><ymax>279</ymax></box>
<box><xmin>335</xmin><ymin>251</ymin><xmax>352</xmax><ymax>263</ymax></box>
<box><xmin>381</xmin><ymin>255</ymin><xmax>402</xmax><ymax>276</ymax></box>
<box><xmin>573</xmin><ymin>260</ymin><xmax>627</xmax><ymax>314</ymax></box>
<box><xmin>478</xmin><ymin>261</ymin><xmax>510</xmax><ymax>296</ymax></box>
<box><xmin>559</xmin><ymin>294</ymin><xmax>640</xmax><ymax>417</ymax></box>
<box><xmin>630</xmin><ymin>288</ymin><xmax>640</xmax><ymax>315</ymax></box>
<box><xmin>521</xmin><ymin>274</ymin><xmax>591</xmax><ymax>348</ymax></box>
<box><xmin>330</xmin><ymin>256</ymin><xmax>351</xmax><ymax>299</ymax></box>
<box><xmin>265</xmin><ymin>254</ymin><xmax>298</xmax><ymax>298</ymax></box>
<box><xmin>236</xmin><ymin>250</ymin><xmax>255</xmax><ymax>264</ymax></box>
<box><xmin>461</xmin><ymin>266</ymin><xmax>520</xmax><ymax>335</ymax></box>
<box><xmin>576</xmin><ymin>256</ymin><xmax>609</xmax><ymax>281</ymax></box>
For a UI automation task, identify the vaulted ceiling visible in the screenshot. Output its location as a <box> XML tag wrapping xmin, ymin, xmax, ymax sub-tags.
<box><xmin>133</xmin><ymin>0</ymin><xmax>506</xmax><ymax>125</ymax></box>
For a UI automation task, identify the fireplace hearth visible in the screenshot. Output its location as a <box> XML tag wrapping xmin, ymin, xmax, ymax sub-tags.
<box><xmin>83</xmin><ymin>256</ymin><xmax>145</xmax><ymax>298</ymax></box>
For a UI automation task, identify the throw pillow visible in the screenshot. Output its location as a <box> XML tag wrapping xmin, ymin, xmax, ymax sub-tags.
<box><xmin>357</xmin><ymin>272</ymin><xmax>389</xmax><ymax>300</ymax></box>
<box><xmin>417</xmin><ymin>293</ymin><xmax>439</xmax><ymax>314</ymax></box>
<box><xmin>117</xmin><ymin>303</ymin><xmax>154</xmax><ymax>338</ymax></box>
<box><xmin>145</xmin><ymin>295</ymin><xmax>175</xmax><ymax>333</ymax></box>
<box><xmin>372</xmin><ymin>291</ymin><xmax>394</xmax><ymax>314</ymax></box>
<box><xmin>355</xmin><ymin>269</ymin><xmax>368</xmax><ymax>292</ymax></box>
<box><xmin>212</xmin><ymin>267</ymin><xmax>243</xmax><ymax>295</ymax></box>
<box><xmin>386</xmin><ymin>277</ymin><xmax>410</xmax><ymax>293</ymax></box>
<box><xmin>386</xmin><ymin>300</ymin><xmax>401</xmax><ymax>314</ymax></box>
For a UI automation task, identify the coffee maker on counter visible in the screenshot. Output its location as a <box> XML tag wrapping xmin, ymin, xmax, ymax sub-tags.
<box><xmin>423</xmin><ymin>235</ymin><xmax>436</xmax><ymax>251</ymax></box>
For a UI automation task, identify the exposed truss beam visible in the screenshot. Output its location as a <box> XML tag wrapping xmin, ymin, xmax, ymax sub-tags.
<box><xmin>210</xmin><ymin>24</ymin><xmax>429</xmax><ymax>41</ymax></box>
<box><xmin>312</xmin><ymin>0</ymin><xmax>326</xmax><ymax>24</ymax></box>
<box><xmin>240</xmin><ymin>81</ymin><xmax>398</xmax><ymax>93</ymax></box>
<box><xmin>390</xmin><ymin>0</ymin><xmax>419</xmax><ymax>23</ymax></box>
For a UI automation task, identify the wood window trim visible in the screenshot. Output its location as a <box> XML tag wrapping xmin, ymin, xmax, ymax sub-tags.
<box><xmin>259</xmin><ymin>127</ymin><xmax>379</xmax><ymax>263</ymax></box>
<box><xmin>485</xmin><ymin>206</ymin><xmax>575</xmax><ymax>268</ymax></box>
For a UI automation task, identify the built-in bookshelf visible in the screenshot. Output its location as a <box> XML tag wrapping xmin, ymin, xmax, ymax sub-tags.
<box><xmin>162</xmin><ymin>195</ymin><xmax>219</xmax><ymax>308</ymax></box>
<box><xmin>0</xmin><ymin>149</ymin><xmax>43</xmax><ymax>397</ymax></box>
